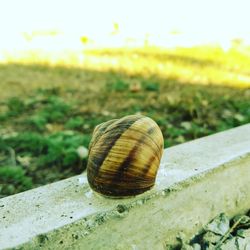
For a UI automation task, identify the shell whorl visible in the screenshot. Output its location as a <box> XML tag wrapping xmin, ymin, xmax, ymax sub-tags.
<box><xmin>87</xmin><ymin>115</ymin><xmax>164</xmax><ymax>197</ymax></box>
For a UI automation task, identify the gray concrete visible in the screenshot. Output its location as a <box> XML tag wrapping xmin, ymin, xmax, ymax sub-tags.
<box><xmin>0</xmin><ymin>124</ymin><xmax>250</xmax><ymax>249</ymax></box>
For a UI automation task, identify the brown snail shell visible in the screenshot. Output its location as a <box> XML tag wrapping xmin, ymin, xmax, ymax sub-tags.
<box><xmin>86</xmin><ymin>114</ymin><xmax>164</xmax><ymax>197</ymax></box>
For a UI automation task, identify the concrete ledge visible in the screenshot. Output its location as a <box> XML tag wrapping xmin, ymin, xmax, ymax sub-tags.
<box><xmin>0</xmin><ymin>124</ymin><xmax>250</xmax><ymax>249</ymax></box>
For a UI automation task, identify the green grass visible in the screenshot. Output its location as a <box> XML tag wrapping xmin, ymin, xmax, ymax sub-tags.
<box><xmin>0</xmin><ymin>46</ymin><xmax>250</xmax><ymax>197</ymax></box>
<box><xmin>0</xmin><ymin>166</ymin><xmax>33</xmax><ymax>196</ymax></box>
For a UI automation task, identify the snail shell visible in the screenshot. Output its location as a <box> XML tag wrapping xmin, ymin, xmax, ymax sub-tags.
<box><xmin>87</xmin><ymin>115</ymin><xmax>164</xmax><ymax>197</ymax></box>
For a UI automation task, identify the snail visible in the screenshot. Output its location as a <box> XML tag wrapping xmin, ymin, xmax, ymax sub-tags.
<box><xmin>86</xmin><ymin>114</ymin><xmax>164</xmax><ymax>197</ymax></box>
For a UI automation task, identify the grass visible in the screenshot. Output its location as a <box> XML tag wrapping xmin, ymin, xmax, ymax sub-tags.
<box><xmin>0</xmin><ymin>45</ymin><xmax>250</xmax><ymax>197</ymax></box>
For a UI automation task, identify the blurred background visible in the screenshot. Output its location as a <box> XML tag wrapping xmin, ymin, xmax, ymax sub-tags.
<box><xmin>0</xmin><ymin>0</ymin><xmax>250</xmax><ymax>197</ymax></box>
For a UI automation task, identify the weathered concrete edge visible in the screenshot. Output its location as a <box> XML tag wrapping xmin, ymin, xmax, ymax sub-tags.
<box><xmin>0</xmin><ymin>124</ymin><xmax>250</xmax><ymax>249</ymax></box>
<box><xmin>16</xmin><ymin>153</ymin><xmax>250</xmax><ymax>249</ymax></box>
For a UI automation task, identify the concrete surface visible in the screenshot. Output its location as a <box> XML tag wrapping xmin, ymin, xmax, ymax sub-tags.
<box><xmin>0</xmin><ymin>124</ymin><xmax>250</xmax><ymax>249</ymax></box>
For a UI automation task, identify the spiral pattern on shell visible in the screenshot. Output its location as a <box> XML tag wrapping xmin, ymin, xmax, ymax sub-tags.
<box><xmin>87</xmin><ymin>114</ymin><xmax>164</xmax><ymax>197</ymax></box>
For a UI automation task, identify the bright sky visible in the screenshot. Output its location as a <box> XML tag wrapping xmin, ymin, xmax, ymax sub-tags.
<box><xmin>0</xmin><ymin>0</ymin><xmax>250</xmax><ymax>48</ymax></box>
